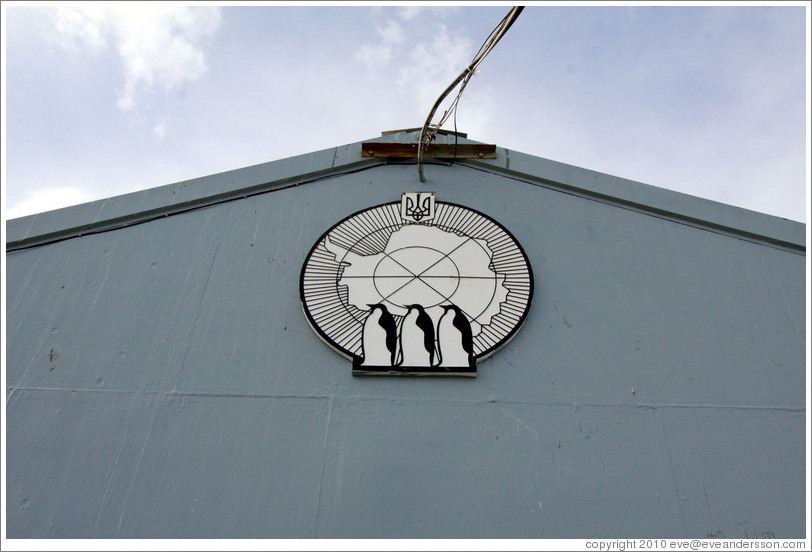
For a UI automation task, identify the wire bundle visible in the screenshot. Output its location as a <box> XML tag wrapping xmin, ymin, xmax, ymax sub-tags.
<box><xmin>417</xmin><ymin>6</ymin><xmax>524</xmax><ymax>183</ymax></box>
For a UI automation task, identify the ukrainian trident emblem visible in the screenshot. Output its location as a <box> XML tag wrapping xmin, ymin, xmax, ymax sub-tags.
<box><xmin>401</xmin><ymin>192</ymin><xmax>435</xmax><ymax>222</ymax></box>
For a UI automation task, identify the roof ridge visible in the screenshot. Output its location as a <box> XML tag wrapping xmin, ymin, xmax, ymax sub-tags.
<box><xmin>6</xmin><ymin>136</ymin><xmax>805</xmax><ymax>253</ymax></box>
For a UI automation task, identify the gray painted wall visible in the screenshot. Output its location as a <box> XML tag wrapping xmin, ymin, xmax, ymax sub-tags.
<box><xmin>5</xmin><ymin>135</ymin><xmax>806</xmax><ymax>538</ymax></box>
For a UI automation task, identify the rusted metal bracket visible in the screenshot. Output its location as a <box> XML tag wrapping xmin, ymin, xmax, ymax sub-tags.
<box><xmin>361</xmin><ymin>142</ymin><xmax>497</xmax><ymax>159</ymax></box>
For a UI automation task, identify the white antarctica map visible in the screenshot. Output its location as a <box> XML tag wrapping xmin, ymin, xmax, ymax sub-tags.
<box><xmin>324</xmin><ymin>224</ymin><xmax>509</xmax><ymax>336</ymax></box>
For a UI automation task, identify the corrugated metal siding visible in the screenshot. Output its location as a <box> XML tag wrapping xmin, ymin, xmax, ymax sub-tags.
<box><xmin>5</xmin><ymin>144</ymin><xmax>806</xmax><ymax>538</ymax></box>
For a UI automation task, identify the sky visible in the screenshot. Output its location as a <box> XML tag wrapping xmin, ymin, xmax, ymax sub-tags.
<box><xmin>1</xmin><ymin>2</ymin><xmax>809</xmax><ymax>223</ymax></box>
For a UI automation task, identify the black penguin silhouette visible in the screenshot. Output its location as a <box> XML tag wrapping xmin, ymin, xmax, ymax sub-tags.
<box><xmin>401</xmin><ymin>304</ymin><xmax>436</xmax><ymax>367</ymax></box>
<box><xmin>362</xmin><ymin>303</ymin><xmax>398</xmax><ymax>366</ymax></box>
<box><xmin>438</xmin><ymin>305</ymin><xmax>474</xmax><ymax>368</ymax></box>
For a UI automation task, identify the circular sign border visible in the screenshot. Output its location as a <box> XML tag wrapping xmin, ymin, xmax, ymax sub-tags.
<box><xmin>299</xmin><ymin>200</ymin><xmax>534</xmax><ymax>365</ymax></box>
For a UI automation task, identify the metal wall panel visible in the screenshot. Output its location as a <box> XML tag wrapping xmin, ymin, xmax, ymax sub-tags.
<box><xmin>5</xmin><ymin>148</ymin><xmax>806</xmax><ymax>538</ymax></box>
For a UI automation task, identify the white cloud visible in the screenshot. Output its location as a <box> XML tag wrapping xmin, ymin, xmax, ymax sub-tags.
<box><xmin>397</xmin><ymin>23</ymin><xmax>474</xmax><ymax>111</ymax></box>
<box><xmin>49</xmin><ymin>5</ymin><xmax>222</xmax><ymax>113</ymax></box>
<box><xmin>398</xmin><ymin>6</ymin><xmax>458</xmax><ymax>22</ymax></box>
<box><xmin>351</xmin><ymin>9</ymin><xmax>498</xmax><ymax>140</ymax></box>
<box><xmin>51</xmin><ymin>6</ymin><xmax>109</xmax><ymax>53</ymax></box>
<box><xmin>355</xmin><ymin>18</ymin><xmax>405</xmax><ymax>69</ymax></box>
<box><xmin>112</xmin><ymin>6</ymin><xmax>221</xmax><ymax>112</ymax></box>
<box><xmin>5</xmin><ymin>187</ymin><xmax>92</xmax><ymax>220</ymax></box>
<box><xmin>355</xmin><ymin>8</ymin><xmax>470</xmax><ymax>88</ymax></box>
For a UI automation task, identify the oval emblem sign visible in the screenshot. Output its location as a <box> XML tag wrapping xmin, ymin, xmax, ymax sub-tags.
<box><xmin>300</xmin><ymin>193</ymin><xmax>533</xmax><ymax>376</ymax></box>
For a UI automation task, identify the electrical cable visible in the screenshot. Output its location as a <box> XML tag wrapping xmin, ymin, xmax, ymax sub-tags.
<box><xmin>417</xmin><ymin>6</ymin><xmax>524</xmax><ymax>182</ymax></box>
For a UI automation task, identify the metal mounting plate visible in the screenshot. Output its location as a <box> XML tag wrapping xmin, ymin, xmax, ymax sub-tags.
<box><xmin>361</xmin><ymin>142</ymin><xmax>497</xmax><ymax>159</ymax></box>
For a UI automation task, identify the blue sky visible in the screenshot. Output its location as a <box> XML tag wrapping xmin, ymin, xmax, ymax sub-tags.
<box><xmin>2</xmin><ymin>2</ymin><xmax>809</xmax><ymax>222</ymax></box>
